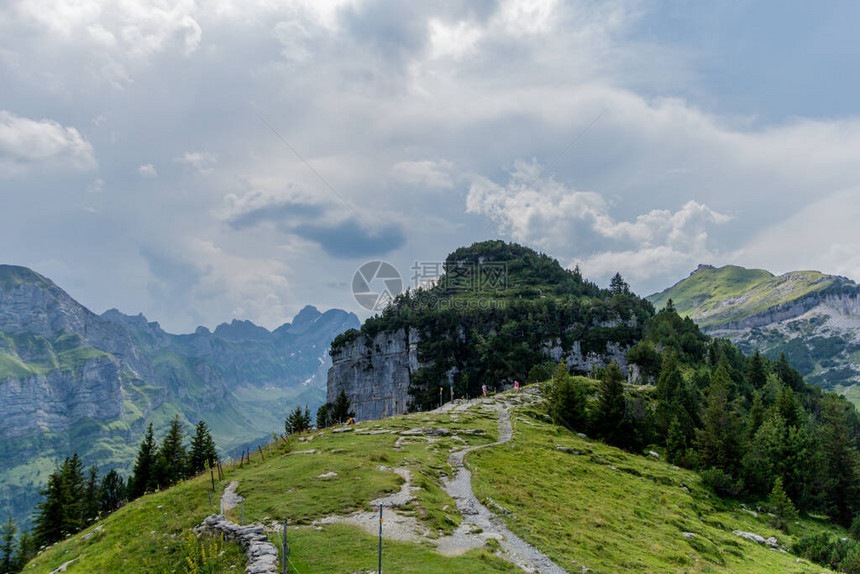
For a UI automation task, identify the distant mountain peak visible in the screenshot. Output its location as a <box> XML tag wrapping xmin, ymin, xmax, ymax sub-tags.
<box><xmin>0</xmin><ymin>264</ymin><xmax>54</xmax><ymax>291</ymax></box>
<box><xmin>288</xmin><ymin>305</ymin><xmax>322</xmax><ymax>334</ymax></box>
<box><xmin>213</xmin><ymin>318</ymin><xmax>271</xmax><ymax>340</ymax></box>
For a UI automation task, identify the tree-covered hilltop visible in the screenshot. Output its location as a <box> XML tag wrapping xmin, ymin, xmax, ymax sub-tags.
<box><xmin>331</xmin><ymin>240</ymin><xmax>654</xmax><ymax>410</ymax></box>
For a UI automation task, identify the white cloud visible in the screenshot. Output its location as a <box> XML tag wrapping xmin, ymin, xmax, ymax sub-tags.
<box><xmin>11</xmin><ymin>0</ymin><xmax>203</xmax><ymax>58</ymax></box>
<box><xmin>3</xmin><ymin>0</ymin><xmax>860</xmax><ymax>328</ymax></box>
<box><xmin>138</xmin><ymin>163</ymin><xmax>157</xmax><ymax>177</ymax></box>
<box><xmin>175</xmin><ymin>151</ymin><xmax>217</xmax><ymax>174</ymax></box>
<box><xmin>390</xmin><ymin>160</ymin><xmax>454</xmax><ymax>189</ymax></box>
<box><xmin>427</xmin><ymin>19</ymin><xmax>483</xmax><ymax>60</ymax></box>
<box><xmin>0</xmin><ymin>110</ymin><xmax>96</xmax><ymax>177</ymax></box>
<box><xmin>467</xmin><ymin>160</ymin><xmax>731</xmax><ymax>284</ymax></box>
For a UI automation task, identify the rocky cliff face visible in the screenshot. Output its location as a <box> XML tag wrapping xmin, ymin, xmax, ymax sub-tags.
<box><xmin>327</xmin><ymin>329</ymin><xmax>633</xmax><ymax>422</ymax></box>
<box><xmin>0</xmin><ymin>355</ymin><xmax>123</xmax><ymax>440</ymax></box>
<box><xmin>327</xmin><ymin>328</ymin><xmax>421</xmax><ymax>421</ymax></box>
<box><xmin>0</xmin><ymin>265</ymin><xmax>359</xmax><ymax>529</ymax></box>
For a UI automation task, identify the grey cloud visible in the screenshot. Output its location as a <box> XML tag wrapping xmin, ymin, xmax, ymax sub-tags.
<box><xmin>227</xmin><ymin>199</ymin><xmax>326</xmax><ymax>230</ymax></box>
<box><xmin>3</xmin><ymin>0</ymin><xmax>860</xmax><ymax>331</ymax></box>
<box><xmin>293</xmin><ymin>219</ymin><xmax>406</xmax><ymax>259</ymax></box>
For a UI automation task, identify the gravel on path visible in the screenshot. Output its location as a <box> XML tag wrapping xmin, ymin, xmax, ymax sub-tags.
<box><xmin>442</xmin><ymin>397</ymin><xmax>568</xmax><ymax>574</ymax></box>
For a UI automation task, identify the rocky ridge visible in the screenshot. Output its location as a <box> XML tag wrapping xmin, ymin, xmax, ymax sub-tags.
<box><xmin>648</xmin><ymin>264</ymin><xmax>860</xmax><ymax>392</ymax></box>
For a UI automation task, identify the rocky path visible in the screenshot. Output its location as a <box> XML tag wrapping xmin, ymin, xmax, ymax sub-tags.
<box><xmin>442</xmin><ymin>398</ymin><xmax>567</xmax><ymax>574</ymax></box>
<box><xmin>222</xmin><ymin>480</ymin><xmax>244</xmax><ymax>511</ymax></box>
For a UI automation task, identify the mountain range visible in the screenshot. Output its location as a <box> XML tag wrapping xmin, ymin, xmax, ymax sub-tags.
<box><xmin>648</xmin><ymin>264</ymin><xmax>860</xmax><ymax>403</ymax></box>
<box><xmin>0</xmin><ymin>264</ymin><xmax>358</xmax><ymax>529</ymax></box>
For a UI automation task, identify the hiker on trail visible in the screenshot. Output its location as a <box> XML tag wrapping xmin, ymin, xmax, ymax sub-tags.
<box><xmin>482</xmin><ymin>384</ymin><xmax>487</xmax><ymax>397</ymax></box>
<box><xmin>514</xmin><ymin>380</ymin><xmax>520</xmax><ymax>392</ymax></box>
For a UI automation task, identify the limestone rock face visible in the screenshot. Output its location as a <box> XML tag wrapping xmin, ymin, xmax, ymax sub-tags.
<box><xmin>327</xmin><ymin>328</ymin><xmax>421</xmax><ymax>421</ymax></box>
<box><xmin>0</xmin><ymin>355</ymin><xmax>123</xmax><ymax>440</ymax></box>
<box><xmin>327</xmin><ymin>327</ymin><xmax>633</xmax><ymax>422</ymax></box>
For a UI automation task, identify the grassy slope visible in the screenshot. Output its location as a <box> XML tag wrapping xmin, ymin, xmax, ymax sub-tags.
<box><xmin>471</xmin><ymin>395</ymin><xmax>838</xmax><ymax>573</ymax></box>
<box><xmin>648</xmin><ymin>265</ymin><xmax>840</xmax><ymax>328</ymax></box>
<box><xmin>26</xmin><ymin>389</ymin><xmax>839</xmax><ymax>573</ymax></box>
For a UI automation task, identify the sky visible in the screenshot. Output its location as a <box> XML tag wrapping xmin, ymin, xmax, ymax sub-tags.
<box><xmin>2</xmin><ymin>0</ymin><xmax>860</xmax><ymax>333</ymax></box>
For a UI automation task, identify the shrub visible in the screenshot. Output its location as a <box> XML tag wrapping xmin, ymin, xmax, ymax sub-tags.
<box><xmin>700</xmin><ymin>468</ymin><xmax>743</xmax><ymax>497</ymax></box>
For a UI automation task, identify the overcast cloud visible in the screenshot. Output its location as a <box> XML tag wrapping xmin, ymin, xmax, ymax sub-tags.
<box><xmin>1</xmin><ymin>0</ymin><xmax>859</xmax><ymax>331</ymax></box>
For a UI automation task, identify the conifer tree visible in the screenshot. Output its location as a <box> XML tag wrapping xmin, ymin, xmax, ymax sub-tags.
<box><xmin>14</xmin><ymin>532</ymin><xmax>35</xmax><ymax>571</ymax></box>
<box><xmin>33</xmin><ymin>469</ymin><xmax>66</xmax><ymax>546</ymax></box>
<box><xmin>769</xmin><ymin>477</ymin><xmax>798</xmax><ymax>532</ymax></box>
<box><xmin>655</xmin><ymin>352</ymin><xmax>688</xmax><ymax>438</ymax></box>
<box><xmin>609</xmin><ymin>272</ymin><xmax>630</xmax><ymax>296</ymax></box>
<box><xmin>331</xmin><ymin>389</ymin><xmax>354</xmax><ymax>424</ymax></box>
<box><xmin>776</xmin><ymin>386</ymin><xmax>803</xmax><ymax>430</ymax></box>
<box><xmin>747</xmin><ymin>392</ymin><xmax>766</xmax><ymax>439</ymax></box>
<box><xmin>99</xmin><ymin>470</ymin><xmax>125</xmax><ymax>514</ymax></box>
<box><xmin>747</xmin><ymin>351</ymin><xmax>768</xmax><ymax>390</ymax></box>
<box><xmin>59</xmin><ymin>454</ymin><xmax>85</xmax><ymax>534</ymax></box>
<box><xmin>547</xmin><ymin>362</ymin><xmax>587</xmax><ymax>431</ymax></box>
<box><xmin>1</xmin><ymin>515</ymin><xmax>16</xmax><ymax>574</ymax></box>
<box><xmin>81</xmin><ymin>465</ymin><xmax>101</xmax><ymax>527</ymax></box>
<box><xmin>285</xmin><ymin>406</ymin><xmax>311</xmax><ymax>434</ymax></box>
<box><xmin>591</xmin><ymin>362</ymin><xmax>627</xmax><ymax>447</ymax></box>
<box><xmin>316</xmin><ymin>403</ymin><xmax>333</xmax><ymax>429</ymax></box>
<box><xmin>819</xmin><ymin>396</ymin><xmax>860</xmax><ymax>526</ymax></box>
<box><xmin>188</xmin><ymin>420</ymin><xmax>218</xmax><ymax>475</ymax></box>
<box><xmin>697</xmin><ymin>366</ymin><xmax>742</xmax><ymax>473</ymax></box>
<box><xmin>128</xmin><ymin>423</ymin><xmax>157</xmax><ymax>499</ymax></box>
<box><xmin>666</xmin><ymin>417</ymin><xmax>688</xmax><ymax>466</ymax></box>
<box><xmin>155</xmin><ymin>415</ymin><xmax>188</xmax><ymax>488</ymax></box>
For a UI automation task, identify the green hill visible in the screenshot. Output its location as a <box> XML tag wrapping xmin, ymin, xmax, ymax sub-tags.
<box><xmin>646</xmin><ymin>264</ymin><xmax>860</xmax><ymax>400</ymax></box>
<box><xmin>647</xmin><ymin>264</ymin><xmax>847</xmax><ymax>328</ymax></box>
<box><xmin>24</xmin><ymin>387</ymin><xmax>840</xmax><ymax>573</ymax></box>
<box><xmin>16</xmin><ymin>249</ymin><xmax>860</xmax><ymax>573</ymax></box>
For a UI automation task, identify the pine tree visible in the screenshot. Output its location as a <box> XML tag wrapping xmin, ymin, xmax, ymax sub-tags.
<box><xmin>1</xmin><ymin>515</ymin><xmax>16</xmax><ymax>574</ymax></box>
<box><xmin>666</xmin><ymin>417</ymin><xmax>688</xmax><ymax>466</ymax></box>
<box><xmin>655</xmin><ymin>352</ymin><xmax>686</xmax><ymax>438</ymax></box>
<box><xmin>747</xmin><ymin>392</ymin><xmax>765</xmax><ymax>439</ymax></box>
<box><xmin>81</xmin><ymin>465</ymin><xmax>101</xmax><ymax>527</ymax></box>
<box><xmin>59</xmin><ymin>454</ymin><xmax>85</xmax><ymax>534</ymax></box>
<box><xmin>818</xmin><ymin>396</ymin><xmax>860</xmax><ymax>526</ymax></box>
<box><xmin>99</xmin><ymin>470</ymin><xmax>125</xmax><ymax>514</ymax></box>
<box><xmin>776</xmin><ymin>352</ymin><xmax>804</xmax><ymax>392</ymax></box>
<box><xmin>591</xmin><ymin>362</ymin><xmax>627</xmax><ymax>447</ymax></box>
<box><xmin>316</xmin><ymin>403</ymin><xmax>333</xmax><ymax>429</ymax></box>
<box><xmin>189</xmin><ymin>420</ymin><xmax>218</xmax><ymax>475</ymax></box>
<box><xmin>128</xmin><ymin>423</ymin><xmax>157</xmax><ymax>499</ymax></box>
<box><xmin>609</xmin><ymin>272</ymin><xmax>630</xmax><ymax>296</ymax></box>
<box><xmin>697</xmin><ymin>365</ymin><xmax>742</xmax><ymax>473</ymax></box>
<box><xmin>769</xmin><ymin>477</ymin><xmax>798</xmax><ymax>532</ymax></box>
<box><xmin>13</xmin><ymin>531</ymin><xmax>35</xmax><ymax>572</ymax></box>
<box><xmin>33</xmin><ymin>468</ymin><xmax>66</xmax><ymax>546</ymax></box>
<box><xmin>155</xmin><ymin>415</ymin><xmax>188</xmax><ymax>489</ymax></box>
<box><xmin>285</xmin><ymin>406</ymin><xmax>311</xmax><ymax>434</ymax></box>
<box><xmin>747</xmin><ymin>351</ymin><xmax>768</xmax><ymax>390</ymax></box>
<box><xmin>331</xmin><ymin>389</ymin><xmax>354</xmax><ymax>425</ymax></box>
<box><xmin>547</xmin><ymin>362</ymin><xmax>587</xmax><ymax>431</ymax></box>
<box><xmin>776</xmin><ymin>386</ymin><xmax>803</xmax><ymax>430</ymax></box>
